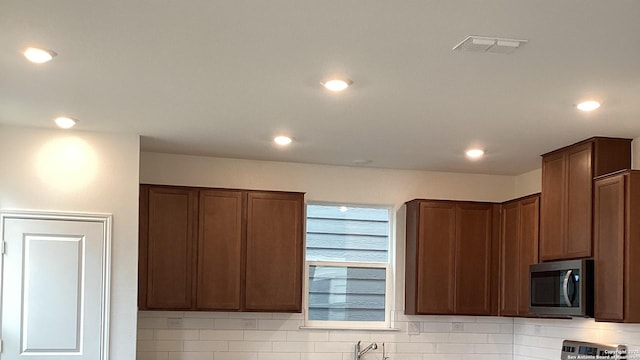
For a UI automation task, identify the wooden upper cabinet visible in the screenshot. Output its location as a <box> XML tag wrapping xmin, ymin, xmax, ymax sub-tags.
<box><xmin>500</xmin><ymin>194</ymin><xmax>540</xmax><ymax>317</ymax></box>
<box><xmin>405</xmin><ymin>200</ymin><xmax>498</xmax><ymax>316</ymax></box>
<box><xmin>139</xmin><ymin>185</ymin><xmax>198</xmax><ymax>310</ymax></box>
<box><xmin>594</xmin><ymin>170</ymin><xmax>640</xmax><ymax>323</ymax></box>
<box><xmin>406</xmin><ymin>201</ymin><xmax>456</xmax><ymax>315</ymax></box>
<box><xmin>139</xmin><ymin>185</ymin><xmax>304</xmax><ymax>312</ymax></box>
<box><xmin>455</xmin><ymin>203</ymin><xmax>496</xmax><ymax>315</ymax></box>
<box><xmin>540</xmin><ymin>137</ymin><xmax>631</xmax><ymax>261</ymax></box>
<box><xmin>245</xmin><ymin>191</ymin><xmax>304</xmax><ymax>312</ymax></box>
<box><xmin>197</xmin><ymin>190</ymin><xmax>243</xmax><ymax>310</ymax></box>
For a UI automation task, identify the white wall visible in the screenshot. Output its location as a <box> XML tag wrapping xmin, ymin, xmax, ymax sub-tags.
<box><xmin>0</xmin><ymin>125</ymin><xmax>140</xmax><ymax>360</ymax></box>
<box><xmin>140</xmin><ymin>152</ymin><xmax>518</xmax><ymax>205</ymax></box>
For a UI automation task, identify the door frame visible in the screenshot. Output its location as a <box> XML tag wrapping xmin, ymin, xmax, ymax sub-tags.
<box><xmin>0</xmin><ymin>210</ymin><xmax>112</xmax><ymax>360</ymax></box>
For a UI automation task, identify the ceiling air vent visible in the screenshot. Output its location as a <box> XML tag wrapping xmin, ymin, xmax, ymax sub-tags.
<box><xmin>452</xmin><ymin>35</ymin><xmax>528</xmax><ymax>54</ymax></box>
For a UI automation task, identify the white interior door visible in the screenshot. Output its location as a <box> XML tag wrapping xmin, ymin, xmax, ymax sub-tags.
<box><xmin>0</xmin><ymin>212</ymin><xmax>111</xmax><ymax>360</ymax></box>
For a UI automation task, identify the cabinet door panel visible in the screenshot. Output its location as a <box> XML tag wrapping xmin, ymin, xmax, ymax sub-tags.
<box><xmin>415</xmin><ymin>202</ymin><xmax>456</xmax><ymax>314</ymax></box>
<box><xmin>594</xmin><ymin>175</ymin><xmax>625</xmax><ymax>321</ymax></box>
<box><xmin>455</xmin><ymin>203</ymin><xmax>493</xmax><ymax>315</ymax></box>
<box><xmin>500</xmin><ymin>202</ymin><xmax>520</xmax><ymax>316</ymax></box>
<box><xmin>245</xmin><ymin>192</ymin><xmax>303</xmax><ymax>312</ymax></box>
<box><xmin>566</xmin><ymin>143</ymin><xmax>593</xmax><ymax>258</ymax></box>
<box><xmin>197</xmin><ymin>190</ymin><xmax>243</xmax><ymax>310</ymax></box>
<box><xmin>540</xmin><ymin>152</ymin><xmax>566</xmax><ymax>261</ymax></box>
<box><xmin>519</xmin><ymin>196</ymin><xmax>539</xmax><ymax>315</ymax></box>
<box><xmin>146</xmin><ymin>187</ymin><xmax>198</xmax><ymax>309</ymax></box>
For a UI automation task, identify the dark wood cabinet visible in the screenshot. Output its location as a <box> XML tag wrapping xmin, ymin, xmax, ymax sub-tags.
<box><xmin>594</xmin><ymin>170</ymin><xmax>640</xmax><ymax>323</ymax></box>
<box><xmin>405</xmin><ymin>200</ymin><xmax>498</xmax><ymax>315</ymax></box>
<box><xmin>245</xmin><ymin>192</ymin><xmax>304</xmax><ymax>312</ymax></box>
<box><xmin>139</xmin><ymin>185</ymin><xmax>304</xmax><ymax>312</ymax></box>
<box><xmin>139</xmin><ymin>186</ymin><xmax>198</xmax><ymax>310</ymax></box>
<box><xmin>540</xmin><ymin>137</ymin><xmax>631</xmax><ymax>261</ymax></box>
<box><xmin>499</xmin><ymin>194</ymin><xmax>540</xmax><ymax>317</ymax></box>
<box><xmin>196</xmin><ymin>189</ymin><xmax>243</xmax><ymax>310</ymax></box>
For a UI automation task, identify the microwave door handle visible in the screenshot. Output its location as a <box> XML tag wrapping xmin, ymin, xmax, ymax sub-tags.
<box><xmin>563</xmin><ymin>270</ymin><xmax>573</xmax><ymax>306</ymax></box>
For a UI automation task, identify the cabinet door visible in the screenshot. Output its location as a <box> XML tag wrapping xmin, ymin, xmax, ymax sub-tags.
<box><xmin>565</xmin><ymin>142</ymin><xmax>593</xmax><ymax>258</ymax></box>
<box><xmin>415</xmin><ymin>202</ymin><xmax>456</xmax><ymax>314</ymax></box>
<box><xmin>518</xmin><ymin>195</ymin><xmax>539</xmax><ymax>315</ymax></box>
<box><xmin>540</xmin><ymin>151</ymin><xmax>566</xmax><ymax>261</ymax></box>
<box><xmin>500</xmin><ymin>201</ymin><xmax>520</xmax><ymax>316</ymax></box>
<box><xmin>245</xmin><ymin>192</ymin><xmax>304</xmax><ymax>312</ymax></box>
<box><xmin>196</xmin><ymin>190</ymin><xmax>243</xmax><ymax>310</ymax></box>
<box><xmin>143</xmin><ymin>186</ymin><xmax>198</xmax><ymax>309</ymax></box>
<box><xmin>455</xmin><ymin>203</ymin><xmax>494</xmax><ymax>315</ymax></box>
<box><xmin>594</xmin><ymin>175</ymin><xmax>625</xmax><ymax>321</ymax></box>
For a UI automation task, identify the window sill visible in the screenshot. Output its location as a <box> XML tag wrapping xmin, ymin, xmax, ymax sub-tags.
<box><xmin>299</xmin><ymin>326</ymin><xmax>402</xmax><ymax>331</ymax></box>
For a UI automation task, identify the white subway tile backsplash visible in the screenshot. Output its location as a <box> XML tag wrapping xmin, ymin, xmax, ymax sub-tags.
<box><xmin>449</xmin><ymin>333</ymin><xmax>488</xmax><ymax>343</ymax></box>
<box><xmin>181</xmin><ymin>318</ymin><xmax>215</xmax><ymax>329</ymax></box>
<box><xmin>257</xmin><ymin>353</ymin><xmax>300</xmax><ymax>360</ymax></box>
<box><xmin>138</xmin><ymin>340</ymin><xmax>184</xmax><ymax>352</ymax></box>
<box><xmin>423</xmin><ymin>353</ymin><xmax>462</xmax><ymax>360</ymax></box>
<box><xmin>436</xmin><ymin>343</ymin><xmax>476</xmax><ymax>354</ymax></box>
<box><xmin>138</xmin><ymin>352</ymin><xmax>169</xmax><ymax>360</ymax></box>
<box><xmin>272</xmin><ymin>341</ymin><xmax>315</xmax><ymax>353</ymax></box>
<box><xmin>139</xmin><ymin>317</ymin><xmax>170</xmax><ymax>329</ymax></box>
<box><xmin>396</xmin><ymin>342</ymin><xmax>436</xmax><ymax>353</ymax></box>
<box><xmin>183</xmin><ymin>341</ymin><xmax>228</xmax><ymax>352</ymax></box>
<box><xmin>137</xmin><ymin>312</ymin><xmax>640</xmax><ymax>360</ymax></box>
<box><xmin>327</xmin><ymin>331</ymin><xmax>371</xmax><ymax>342</ymax></box>
<box><xmin>313</xmin><ymin>341</ymin><xmax>353</xmax><ymax>353</ymax></box>
<box><xmin>168</xmin><ymin>352</ymin><xmax>214</xmax><ymax>360</ymax></box>
<box><xmin>285</xmin><ymin>330</ymin><xmax>329</xmax><ymax>342</ymax></box>
<box><xmin>215</xmin><ymin>352</ymin><xmax>258</xmax><ymax>360</ymax></box>
<box><xmin>138</xmin><ymin>329</ymin><xmax>155</xmax><ymax>340</ymax></box>
<box><xmin>300</xmin><ymin>353</ymin><xmax>343</xmax><ymax>360</ymax></box>
<box><xmin>257</xmin><ymin>319</ymin><xmax>302</xmax><ymax>331</ymax></box>
<box><xmin>156</xmin><ymin>330</ymin><xmax>200</xmax><ymax>340</ymax></box>
<box><xmin>228</xmin><ymin>341</ymin><xmax>272</xmax><ymax>352</ymax></box>
<box><xmin>200</xmin><ymin>330</ymin><xmax>244</xmax><ymax>341</ymax></box>
<box><xmin>243</xmin><ymin>330</ymin><xmax>287</xmax><ymax>341</ymax></box>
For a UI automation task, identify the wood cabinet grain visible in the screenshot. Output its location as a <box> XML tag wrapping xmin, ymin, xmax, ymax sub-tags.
<box><xmin>139</xmin><ymin>185</ymin><xmax>198</xmax><ymax>310</ymax></box>
<box><xmin>594</xmin><ymin>170</ymin><xmax>640</xmax><ymax>323</ymax></box>
<box><xmin>139</xmin><ymin>184</ymin><xmax>304</xmax><ymax>312</ymax></box>
<box><xmin>500</xmin><ymin>194</ymin><xmax>540</xmax><ymax>317</ymax></box>
<box><xmin>540</xmin><ymin>137</ymin><xmax>631</xmax><ymax>261</ymax></box>
<box><xmin>245</xmin><ymin>192</ymin><xmax>303</xmax><ymax>312</ymax></box>
<box><xmin>197</xmin><ymin>189</ymin><xmax>243</xmax><ymax>310</ymax></box>
<box><xmin>405</xmin><ymin>200</ymin><xmax>498</xmax><ymax>316</ymax></box>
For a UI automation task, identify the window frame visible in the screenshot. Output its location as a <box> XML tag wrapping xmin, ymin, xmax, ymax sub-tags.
<box><xmin>303</xmin><ymin>201</ymin><xmax>395</xmax><ymax>330</ymax></box>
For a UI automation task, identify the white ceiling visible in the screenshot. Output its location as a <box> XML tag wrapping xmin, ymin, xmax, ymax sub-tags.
<box><xmin>2</xmin><ymin>1</ymin><xmax>640</xmax><ymax>175</ymax></box>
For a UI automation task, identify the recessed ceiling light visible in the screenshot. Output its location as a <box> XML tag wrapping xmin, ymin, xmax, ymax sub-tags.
<box><xmin>576</xmin><ymin>100</ymin><xmax>601</xmax><ymax>112</ymax></box>
<box><xmin>339</xmin><ymin>206</ymin><xmax>348</xmax><ymax>212</ymax></box>
<box><xmin>322</xmin><ymin>79</ymin><xmax>353</xmax><ymax>92</ymax></box>
<box><xmin>54</xmin><ymin>117</ymin><xmax>77</xmax><ymax>129</ymax></box>
<box><xmin>24</xmin><ymin>47</ymin><xmax>57</xmax><ymax>64</ymax></box>
<box><xmin>274</xmin><ymin>135</ymin><xmax>292</xmax><ymax>146</ymax></box>
<box><xmin>465</xmin><ymin>149</ymin><xmax>485</xmax><ymax>159</ymax></box>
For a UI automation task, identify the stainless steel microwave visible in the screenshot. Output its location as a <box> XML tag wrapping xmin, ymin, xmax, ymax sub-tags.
<box><xmin>529</xmin><ymin>259</ymin><xmax>594</xmax><ymax>317</ymax></box>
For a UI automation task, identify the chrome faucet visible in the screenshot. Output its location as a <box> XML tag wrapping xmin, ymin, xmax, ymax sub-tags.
<box><xmin>355</xmin><ymin>341</ymin><xmax>378</xmax><ymax>360</ymax></box>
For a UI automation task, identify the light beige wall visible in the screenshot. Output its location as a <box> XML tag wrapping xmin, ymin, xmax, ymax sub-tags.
<box><xmin>140</xmin><ymin>152</ymin><xmax>517</xmax><ymax>205</ymax></box>
<box><xmin>513</xmin><ymin>168</ymin><xmax>542</xmax><ymax>197</ymax></box>
<box><xmin>0</xmin><ymin>125</ymin><xmax>140</xmax><ymax>360</ymax></box>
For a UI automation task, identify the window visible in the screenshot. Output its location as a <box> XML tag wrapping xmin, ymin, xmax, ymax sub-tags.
<box><xmin>304</xmin><ymin>203</ymin><xmax>392</xmax><ymax>328</ymax></box>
